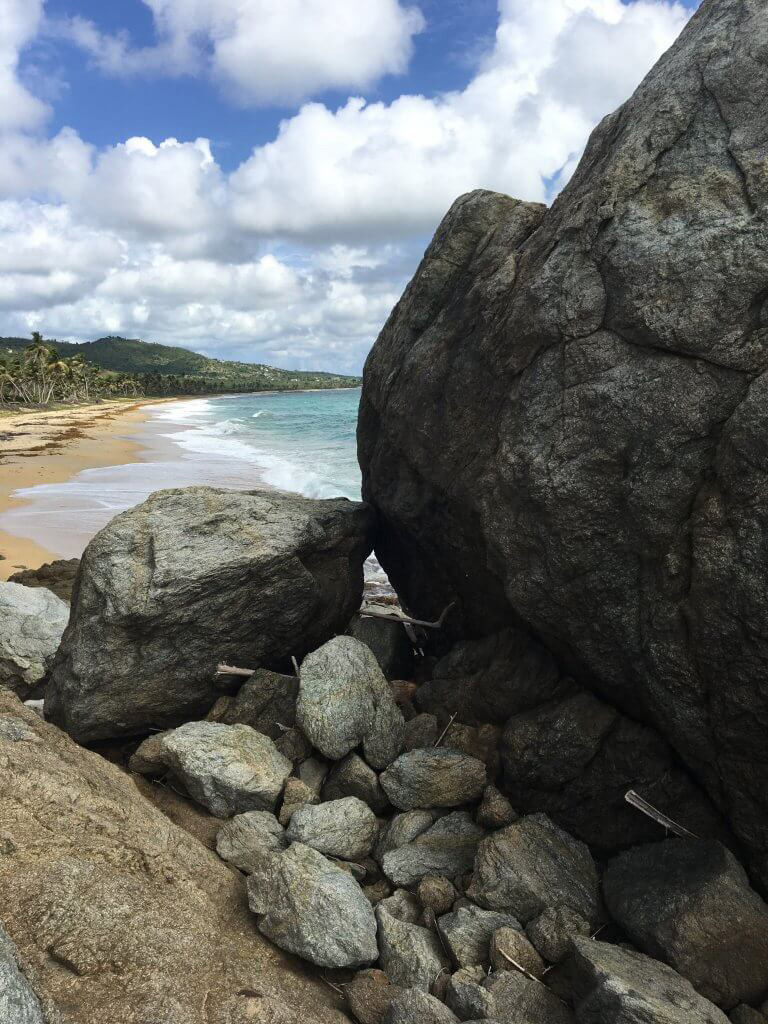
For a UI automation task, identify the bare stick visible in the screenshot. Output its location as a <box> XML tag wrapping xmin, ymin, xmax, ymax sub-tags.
<box><xmin>291</xmin><ymin>656</ymin><xmax>300</xmax><ymax>677</ymax></box>
<box><xmin>497</xmin><ymin>949</ymin><xmax>543</xmax><ymax>984</ymax></box>
<box><xmin>434</xmin><ymin>712</ymin><xmax>457</xmax><ymax>747</ymax></box>
<box><xmin>624</xmin><ymin>789</ymin><xmax>699</xmax><ymax>839</ymax></box>
<box><xmin>359</xmin><ymin>601</ymin><xmax>456</xmax><ymax>630</ymax></box>
<box><xmin>215</xmin><ymin>663</ymin><xmax>255</xmax><ymax>678</ymax></box>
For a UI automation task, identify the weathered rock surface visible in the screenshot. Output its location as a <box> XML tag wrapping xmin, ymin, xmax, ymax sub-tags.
<box><xmin>9</xmin><ymin>557</ymin><xmax>80</xmax><ymax>602</ymax></box>
<box><xmin>0</xmin><ymin>924</ymin><xmax>44</xmax><ymax>1024</ymax></box>
<box><xmin>375</xmin><ymin>810</ymin><xmax>436</xmax><ymax>862</ymax></box>
<box><xmin>345</xmin><ymin>969</ymin><xmax>402</xmax><ymax>1024</ymax></box>
<box><xmin>0</xmin><ymin>582</ymin><xmax>69</xmax><ymax>699</ymax></box>
<box><xmin>489</xmin><ymin>926</ymin><xmax>544</xmax><ymax>978</ymax></box>
<box><xmin>247</xmin><ymin>841</ymin><xmax>379</xmax><ymax>969</ymax></box>
<box><xmin>47</xmin><ymin>486</ymin><xmax>373</xmax><ymax>742</ymax></box>
<box><xmin>476</xmin><ymin>786</ymin><xmax>517</xmax><ymax>831</ymax></box>
<box><xmin>376</xmin><ymin>893</ymin><xmax>450</xmax><ymax>991</ymax></box>
<box><xmin>323</xmin><ymin>753</ymin><xmax>390</xmax><ymax>813</ymax></box>
<box><xmin>603</xmin><ymin>839</ymin><xmax>768</xmax><ymax>1008</ymax></box>
<box><xmin>482</xmin><ymin>969</ymin><xmax>575</xmax><ymax>1024</ymax></box>
<box><xmin>347</xmin><ymin>615</ymin><xmax>415</xmax><ymax>681</ymax></box>
<box><xmin>357</xmin><ymin>0</ymin><xmax>768</xmax><ymax>883</ymax></box>
<box><xmin>570</xmin><ymin>937</ymin><xmax>730</xmax><ymax>1024</ymax></box>
<box><xmin>501</xmin><ymin>691</ymin><xmax>725</xmax><ymax>851</ymax></box>
<box><xmin>525</xmin><ymin>906</ymin><xmax>591</xmax><ymax>964</ymax></box>
<box><xmin>216</xmin><ymin>810</ymin><xmax>286</xmax><ymax>874</ymax></box>
<box><xmin>467</xmin><ymin>813</ymin><xmax>599</xmax><ymax>926</ymax></box>
<box><xmin>418</xmin><ymin>876</ymin><xmax>457</xmax><ymax>917</ymax></box>
<box><xmin>403</xmin><ymin>714</ymin><xmax>439</xmax><ymax>751</ymax></box>
<box><xmin>130</xmin><ymin>720</ymin><xmax>292</xmax><ymax>817</ymax></box>
<box><xmin>382</xmin><ymin>812</ymin><xmax>483</xmax><ymax>887</ymax></box>
<box><xmin>383</xmin><ymin>988</ymin><xmax>459</xmax><ymax>1024</ymax></box>
<box><xmin>279</xmin><ymin>776</ymin><xmax>319</xmax><ymax>826</ymax></box>
<box><xmin>437</xmin><ymin>906</ymin><xmax>521</xmax><ymax>969</ymax></box>
<box><xmin>730</xmin><ymin>1009</ymin><xmax>767</xmax><ymax>1024</ymax></box>
<box><xmin>445</xmin><ymin>969</ymin><xmax>497</xmax><ymax>1021</ymax></box>
<box><xmin>380</xmin><ymin>749</ymin><xmax>486</xmax><ymax>810</ymax></box>
<box><xmin>0</xmin><ymin>690</ymin><xmax>347</xmax><ymax>1024</ymax></box>
<box><xmin>287</xmin><ymin>797</ymin><xmax>378</xmax><ymax>860</ymax></box>
<box><xmin>210</xmin><ymin>668</ymin><xmax>299</xmax><ymax>739</ymax></box>
<box><xmin>297</xmin><ymin>636</ymin><xmax>404</xmax><ymax>769</ymax></box>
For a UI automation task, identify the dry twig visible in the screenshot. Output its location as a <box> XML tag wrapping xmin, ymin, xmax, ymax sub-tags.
<box><xmin>434</xmin><ymin>712</ymin><xmax>457</xmax><ymax>747</ymax></box>
<box><xmin>359</xmin><ymin>601</ymin><xmax>456</xmax><ymax>630</ymax></box>
<box><xmin>624</xmin><ymin>789</ymin><xmax>699</xmax><ymax>839</ymax></box>
<box><xmin>215</xmin><ymin>663</ymin><xmax>254</xmax><ymax>678</ymax></box>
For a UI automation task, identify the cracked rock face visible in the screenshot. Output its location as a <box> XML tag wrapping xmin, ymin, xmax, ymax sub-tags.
<box><xmin>358</xmin><ymin>0</ymin><xmax>768</xmax><ymax>884</ymax></box>
<box><xmin>0</xmin><ymin>924</ymin><xmax>44</xmax><ymax>1024</ymax></box>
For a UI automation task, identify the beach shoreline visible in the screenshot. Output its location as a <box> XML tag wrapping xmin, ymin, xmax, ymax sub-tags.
<box><xmin>0</xmin><ymin>398</ymin><xmax>180</xmax><ymax>580</ymax></box>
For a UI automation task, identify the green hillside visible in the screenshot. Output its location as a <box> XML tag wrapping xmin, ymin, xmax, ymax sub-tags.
<box><xmin>0</xmin><ymin>335</ymin><xmax>360</xmax><ymax>395</ymax></box>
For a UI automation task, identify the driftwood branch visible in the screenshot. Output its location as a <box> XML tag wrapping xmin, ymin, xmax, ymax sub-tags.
<box><xmin>216</xmin><ymin>663</ymin><xmax>254</xmax><ymax>678</ymax></box>
<box><xmin>359</xmin><ymin>601</ymin><xmax>456</xmax><ymax>630</ymax></box>
<box><xmin>624</xmin><ymin>789</ymin><xmax>699</xmax><ymax>839</ymax></box>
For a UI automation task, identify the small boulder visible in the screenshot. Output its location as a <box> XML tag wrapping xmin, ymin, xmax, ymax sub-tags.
<box><xmin>570</xmin><ymin>937</ymin><xmax>730</xmax><ymax>1024</ymax></box>
<box><xmin>347</xmin><ymin>615</ymin><xmax>415</xmax><ymax>681</ymax></box>
<box><xmin>216</xmin><ymin>810</ymin><xmax>286</xmax><ymax>874</ymax></box>
<box><xmin>0</xmin><ymin>923</ymin><xmax>44</xmax><ymax>1024</ymax></box>
<box><xmin>278</xmin><ymin>777</ymin><xmax>318</xmax><ymax>826</ymax></box>
<box><xmin>383</xmin><ymin>988</ymin><xmax>459</xmax><ymax>1024</ymax></box>
<box><xmin>380</xmin><ymin>749</ymin><xmax>486</xmax><ymax>810</ymax></box>
<box><xmin>287</xmin><ymin>797</ymin><xmax>378</xmax><ymax>860</ymax></box>
<box><xmin>376</xmin><ymin>894</ymin><xmax>450</xmax><ymax>991</ymax></box>
<box><xmin>8</xmin><ymin>557</ymin><xmax>79</xmax><ymax>603</ymax></box>
<box><xmin>382</xmin><ymin>812</ymin><xmax>484</xmax><ymax>887</ymax></box>
<box><xmin>467</xmin><ymin>813</ymin><xmax>599</xmax><ymax>926</ymax></box>
<box><xmin>297</xmin><ymin>637</ymin><xmax>404</xmax><ymax>768</ymax></box>
<box><xmin>443</xmin><ymin>723</ymin><xmax>501</xmax><ymax>780</ymax></box>
<box><xmin>483</xmin><ymin>969</ymin><xmax>575</xmax><ymax>1024</ymax></box>
<box><xmin>210</xmin><ymin>668</ymin><xmax>298</xmax><ymax>740</ymax></box>
<box><xmin>437</xmin><ymin>906</ymin><xmax>522</xmax><ymax>969</ymax></box>
<box><xmin>323</xmin><ymin>753</ymin><xmax>390</xmax><ymax>814</ymax></box>
<box><xmin>0</xmin><ymin>582</ymin><xmax>69</xmax><ymax>699</ymax></box>
<box><xmin>418</xmin><ymin>876</ymin><xmax>458</xmax><ymax>917</ymax></box>
<box><xmin>476</xmin><ymin>786</ymin><xmax>517</xmax><ymax>830</ymax></box>
<box><xmin>276</xmin><ymin>727</ymin><xmax>313</xmax><ymax>764</ymax></box>
<box><xmin>130</xmin><ymin>721</ymin><xmax>292</xmax><ymax>818</ymax></box>
<box><xmin>445</xmin><ymin>968</ymin><xmax>497</xmax><ymax>1020</ymax></box>
<box><xmin>247</xmin><ymin>842</ymin><xmax>378</xmax><ymax>968</ymax></box>
<box><xmin>603</xmin><ymin>839</ymin><xmax>768</xmax><ymax>1009</ymax></box>
<box><xmin>489</xmin><ymin>927</ymin><xmax>544</xmax><ymax>978</ymax></box>
<box><xmin>297</xmin><ymin>756</ymin><xmax>329</xmax><ymax>797</ymax></box>
<box><xmin>376</xmin><ymin>810</ymin><xmax>435</xmax><ymax>863</ymax></box>
<box><xmin>345</xmin><ymin>969</ymin><xmax>402</xmax><ymax>1024</ymax></box>
<box><xmin>525</xmin><ymin>906</ymin><xmax>591</xmax><ymax>964</ymax></box>
<box><xmin>403</xmin><ymin>714</ymin><xmax>439</xmax><ymax>751</ymax></box>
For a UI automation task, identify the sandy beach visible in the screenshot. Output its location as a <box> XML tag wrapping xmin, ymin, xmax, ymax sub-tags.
<box><xmin>0</xmin><ymin>399</ymin><xmax>176</xmax><ymax>580</ymax></box>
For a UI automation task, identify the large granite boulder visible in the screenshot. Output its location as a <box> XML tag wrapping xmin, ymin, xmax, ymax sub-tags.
<box><xmin>603</xmin><ymin>839</ymin><xmax>768</xmax><ymax>1009</ymax></box>
<box><xmin>46</xmin><ymin>486</ymin><xmax>373</xmax><ymax>743</ymax></box>
<box><xmin>0</xmin><ymin>582</ymin><xmax>69</xmax><ymax>699</ymax></box>
<box><xmin>0</xmin><ymin>924</ymin><xmax>44</xmax><ymax>1024</ymax></box>
<box><xmin>0</xmin><ymin>690</ymin><xmax>347</xmax><ymax>1024</ymax></box>
<box><xmin>357</xmin><ymin>0</ymin><xmax>768</xmax><ymax>882</ymax></box>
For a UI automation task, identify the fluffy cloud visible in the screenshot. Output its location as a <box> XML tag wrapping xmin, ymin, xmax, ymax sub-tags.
<box><xmin>0</xmin><ymin>0</ymin><xmax>49</xmax><ymax>130</ymax></box>
<box><xmin>0</xmin><ymin>0</ymin><xmax>693</xmax><ymax>371</ymax></box>
<box><xmin>58</xmin><ymin>0</ymin><xmax>425</xmax><ymax>105</ymax></box>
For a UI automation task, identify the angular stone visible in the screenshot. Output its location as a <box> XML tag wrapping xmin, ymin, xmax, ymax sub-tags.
<box><xmin>286</xmin><ymin>797</ymin><xmax>378</xmax><ymax>860</ymax></box>
<box><xmin>278</xmin><ymin>777</ymin><xmax>318</xmax><ymax>826</ymax></box>
<box><xmin>9</xmin><ymin>557</ymin><xmax>79</xmax><ymax>603</ymax></box>
<box><xmin>382</xmin><ymin>812</ymin><xmax>484</xmax><ymax>888</ymax></box>
<box><xmin>402</xmin><ymin>714</ymin><xmax>439</xmax><ymax>751</ymax></box>
<box><xmin>216</xmin><ymin>810</ymin><xmax>286</xmax><ymax>874</ymax></box>
<box><xmin>323</xmin><ymin>753</ymin><xmax>390</xmax><ymax>814</ymax></box>
<box><xmin>297</xmin><ymin>636</ymin><xmax>404</xmax><ymax>768</ymax></box>
<box><xmin>571</xmin><ymin>937</ymin><xmax>730</xmax><ymax>1024</ymax></box>
<box><xmin>445</xmin><ymin>969</ymin><xmax>496</xmax><ymax>1021</ymax></box>
<box><xmin>376</xmin><ymin>896</ymin><xmax>450</xmax><ymax>991</ymax></box>
<box><xmin>247</xmin><ymin>842</ymin><xmax>378</xmax><ymax>968</ymax></box>
<box><xmin>476</xmin><ymin>786</ymin><xmax>517</xmax><ymax>830</ymax></box>
<box><xmin>489</xmin><ymin>927</ymin><xmax>544</xmax><ymax>978</ymax></box>
<box><xmin>383</xmin><ymin>988</ymin><xmax>459</xmax><ymax>1024</ymax></box>
<box><xmin>211</xmin><ymin>669</ymin><xmax>298</xmax><ymax>740</ymax></box>
<box><xmin>0</xmin><ymin>923</ymin><xmax>44</xmax><ymax>1024</ymax></box>
<box><xmin>483</xmin><ymin>969</ymin><xmax>575</xmax><ymax>1024</ymax></box>
<box><xmin>275</xmin><ymin>727</ymin><xmax>313</xmax><ymax>765</ymax></box>
<box><xmin>375</xmin><ymin>810</ymin><xmax>435</xmax><ymax>863</ymax></box>
<box><xmin>131</xmin><ymin>721</ymin><xmax>292</xmax><ymax>818</ymax></box>
<box><xmin>296</xmin><ymin>756</ymin><xmax>329</xmax><ymax>797</ymax></box>
<box><xmin>525</xmin><ymin>906</ymin><xmax>591</xmax><ymax>964</ymax></box>
<box><xmin>347</xmin><ymin>615</ymin><xmax>415</xmax><ymax>681</ymax></box>
<box><xmin>437</xmin><ymin>906</ymin><xmax>521</xmax><ymax>969</ymax></box>
<box><xmin>443</xmin><ymin>723</ymin><xmax>501</xmax><ymax>780</ymax></box>
<box><xmin>345</xmin><ymin>969</ymin><xmax>402</xmax><ymax>1024</ymax></box>
<box><xmin>380</xmin><ymin>749</ymin><xmax>486</xmax><ymax>810</ymax></box>
<box><xmin>467</xmin><ymin>813</ymin><xmax>599</xmax><ymax>926</ymax></box>
<box><xmin>0</xmin><ymin>582</ymin><xmax>69</xmax><ymax>699</ymax></box>
<box><xmin>603</xmin><ymin>839</ymin><xmax>768</xmax><ymax>1008</ymax></box>
<box><xmin>47</xmin><ymin>487</ymin><xmax>373</xmax><ymax>742</ymax></box>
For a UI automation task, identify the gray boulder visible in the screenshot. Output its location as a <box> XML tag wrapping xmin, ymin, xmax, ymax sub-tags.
<box><xmin>0</xmin><ymin>582</ymin><xmax>69</xmax><ymax>700</ymax></box>
<box><xmin>603</xmin><ymin>839</ymin><xmax>768</xmax><ymax>1008</ymax></box>
<box><xmin>376</xmin><ymin>893</ymin><xmax>449</xmax><ymax>991</ymax></box>
<box><xmin>382</xmin><ymin>812</ymin><xmax>483</xmax><ymax>887</ymax></box>
<box><xmin>0</xmin><ymin>924</ymin><xmax>44</xmax><ymax>1024</ymax></box>
<box><xmin>323</xmin><ymin>752</ymin><xmax>390</xmax><ymax>813</ymax></box>
<box><xmin>247</xmin><ymin>842</ymin><xmax>378</xmax><ymax>968</ymax></box>
<box><xmin>383</xmin><ymin>988</ymin><xmax>459</xmax><ymax>1024</ymax></box>
<box><xmin>357</xmin><ymin>0</ymin><xmax>768</xmax><ymax>887</ymax></box>
<box><xmin>445</xmin><ymin>969</ymin><xmax>497</xmax><ymax>1021</ymax></box>
<box><xmin>501</xmin><ymin>691</ymin><xmax>725</xmax><ymax>852</ymax></box>
<box><xmin>130</xmin><ymin>721</ymin><xmax>292</xmax><ymax>818</ymax></box>
<box><xmin>46</xmin><ymin>486</ymin><xmax>373</xmax><ymax>742</ymax></box>
<box><xmin>525</xmin><ymin>906</ymin><xmax>591</xmax><ymax>964</ymax></box>
<box><xmin>216</xmin><ymin>810</ymin><xmax>286</xmax><ymax>874</ymax></box>
<box><xmin>297</xmin><ymin>636</ymin><xmax>404</xmax><ymax>768</ymax></box>
<box><xmin>380</xmin><ymin>749</ymin><xmax>486</xmax><ymax>810</ymax></box>
<box><xmin>570</xmin><ymin>937</ymin><xmax>730</xmax><ymax>1024</ymax></box>
<box><xmin>467</xmin><ymin>813</ymin><xmax>599</xmax><ymax>926</ymax></box>
<box><xmin>489</xmin><ymin>927</ymin><xmax>544</xmax><ymax>978</ymax></box>
<box><xmin>286</xmin><ymin>797</ymin><xmax>378</xmax><ymax>860</ymax></box>
<box><xmin>345</xmin><ymin>969</ymin><xmax>402</xmax><ymax>1024</ymax></box>
<box><xmin>483</xmin><ymin>970</ymin><xmax>575</xmax><ymax>1024</ymax></box>
<box><xmin>347</xmin><ymin>614</ymin><xmax>415</xmax><ymax>681</ymax></box>
<box><xmin>210</xmin><ymin>668</ymin><xmax>298</xmax><ymax>739</ymax></box>
<box><xmin>376</xmin><ymin>810</ymin><xmax>436</xmax><ymax>862</ymax></box>
<box><xmin>437</xmin><ymin>906</ymin><xmax>522</xmax><ymax>969</ymax></box>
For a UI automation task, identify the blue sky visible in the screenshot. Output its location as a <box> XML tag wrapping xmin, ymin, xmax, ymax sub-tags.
<box><xmin>0</xmin><ymin>0</ymin><xmax>698</xmax><ymax>372</ymax></box>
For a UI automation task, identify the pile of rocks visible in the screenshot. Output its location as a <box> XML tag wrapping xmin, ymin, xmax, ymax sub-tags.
<box><xmin>125</xmin><ymin>627</ymin><xmax>768</xmax><ymax>1024</ymax></box>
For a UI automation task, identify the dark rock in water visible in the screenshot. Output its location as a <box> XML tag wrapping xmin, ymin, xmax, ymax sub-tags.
<box><xmin>383</xmin><ymin>988</ymin><xmax>459</xmax><ymax>1024</ymax></box>
<box><xmin>348</xmin><ymin>614</ymin><xmax>415</xmax><ymax>681</ymax></box>
<box><xmin>0</xmin><ymin>582</ymin><xmax>69</xmax><ymax>700</ymax></box>
<box><xmin>467</xmin><ymin>813</ymin><xmax>599</xmax><ymax>926</ymax></box>
<box><xmin>46</xmin><ymin>486</ymin><xmax>373</xmax><ymax>743</ymax></box>
<box><xmin>414</xmin><ymin>629</ymin><xmax>567</xmax><ymax>725</ymax></box>
<box><xmin>209</xmin><ymin>668</ymin><xmax>298</xmax><ymax>740</ymax></box>
<box><xmin>357</xmin><ymin>0</ymin><xmax>768</xmax><ymax>884</ymax></box>
<box><xmin>380</xmin><ymin>748</ymin><xmax>486</xmax><ymax>810</ymax></box>
<box><xmin>603</xmin><ymin>839</ymin><xmax>768</xmax><ymax>1009</ymax></box>
<box><xmin>0</xmin><ymin>923</ymin><xmax>44</xmax><ymax>1024</ymax></box>
<box><xmin>9</xmin><ymin>558</ymin><xmax>80</xmax><ymax>603</ymax></box>
<box><xmin>570</xmin><ymin>937</ymin><xmax>730</xmax><ymax>1024</ymax></box>
<box><xmin>297</xmin><ymin>636</ymin><xmax>405</xmax><ymax>769</ymax></box>
<box><xmin>501</xmin><ymin>691</ymin><xmax>726</xmax><ymax>852</ymax></box>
